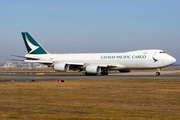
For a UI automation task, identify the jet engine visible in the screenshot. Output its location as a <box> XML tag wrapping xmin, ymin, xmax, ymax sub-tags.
<box><xmin>85</xmin><ymin>65</ymin><xmax>101</xmax><ymax>74</ymax></box>
<box><xmin>53</xmin><ymin>63</ymin><xmax>69</xmax><ymax>72</ymax></box>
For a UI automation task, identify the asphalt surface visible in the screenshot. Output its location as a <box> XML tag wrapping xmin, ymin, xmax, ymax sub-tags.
<box><xmin>0</xmin><ymin>70</ymin><xmax>180</xmax><ymax>82</ymax></box>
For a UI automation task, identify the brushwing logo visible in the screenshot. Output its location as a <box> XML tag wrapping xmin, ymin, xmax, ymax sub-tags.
<box><xmin>25</xmin><ymin>34</ymin><xmax>39</xmax><ymax>54</ymax></box>
<box><xmin>153</xmin><ymin>57</ymin><xmax>158</xmax><ymax>63</ymax></box>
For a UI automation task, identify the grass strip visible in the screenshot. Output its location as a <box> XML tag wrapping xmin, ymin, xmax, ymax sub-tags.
<box><xmin>0</xmin><ymin>78</ymin><xmax>180</xmax><ymax>120</ymax></box>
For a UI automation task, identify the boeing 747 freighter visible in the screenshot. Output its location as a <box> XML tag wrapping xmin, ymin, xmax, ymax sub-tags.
<box><xmin>11</xmin><ymin>32</ymin><xmax>176</xmax><ymax>76</ymax></box>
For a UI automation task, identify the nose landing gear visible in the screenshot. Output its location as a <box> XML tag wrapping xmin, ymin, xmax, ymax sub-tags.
<box><xmin>156</xmin><ymin>69</ymin><xmax>161</xmax><ymax>76</ymax></box>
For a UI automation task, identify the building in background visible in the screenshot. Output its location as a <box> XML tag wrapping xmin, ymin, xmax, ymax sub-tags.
<box><xmin>0</xmin><ymin>61</ymin><xmax>48</xmax><ymax>68</ymax></box>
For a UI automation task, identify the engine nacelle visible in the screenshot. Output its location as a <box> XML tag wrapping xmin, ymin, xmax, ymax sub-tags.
<box><xmin>53</xmin><ymin>63</ymin><xmax>69</xmax><ymax>72</ymax></box>
<box><xmin>86</xmin><ymin>65</ymin><xmax>101</xmax><ymax>74</ymax></box>
<box><xmin>119</xmin><ymin>69</ymin><xmax>131</xmax><ymax>73</ymax></box>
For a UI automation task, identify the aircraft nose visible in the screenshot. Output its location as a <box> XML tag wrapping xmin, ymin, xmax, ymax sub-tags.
<box><xmin>167</xmin><ymin>56</ymin><xmax>176</xmax><ymax>65</ymax></box>
<box><xmin>171</xmin><ymin>57</ymin><xmax>176</xmax><ymax>64</ymax></box>
<box><xmin>163</xmin><ymin>55</ymin><xmax>176</xmax><ymax>66</ymax></box>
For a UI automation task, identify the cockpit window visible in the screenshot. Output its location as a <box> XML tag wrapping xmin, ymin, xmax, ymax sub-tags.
<box><xmin>160</xmin><ymin>51</ymin><xmax>165</xmax><ymax>53</ymax></box>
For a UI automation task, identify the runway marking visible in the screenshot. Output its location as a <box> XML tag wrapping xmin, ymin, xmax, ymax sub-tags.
<box><xmin>36</xmin><ymin>73</ymin><xmax>44</xmax><ymax>75</ymax></box>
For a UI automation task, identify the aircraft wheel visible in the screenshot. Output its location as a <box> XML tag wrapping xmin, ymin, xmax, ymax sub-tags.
<box><xmin>156</xmin><ymin>72</ymin><xmax>160</xmax><ymax>76</ymax></box>
<box><xmin>101</xmin><ymin>70</ymin><xmax>108</xmax><ymax>75</ymax></box>
<box><xmin>85</xmin><ymin>72</ymin><xmax>88</xmax><ymax>75</ymax></box>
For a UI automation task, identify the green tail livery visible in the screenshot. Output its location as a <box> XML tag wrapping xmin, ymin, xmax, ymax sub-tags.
<box><xmin>21</xmin><ymin>32</ymin><xmax>48</xmax><ymax>54</ymax></box>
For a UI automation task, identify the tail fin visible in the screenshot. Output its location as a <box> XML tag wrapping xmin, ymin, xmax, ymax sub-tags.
<box><xmin>21</xmin><ymin>32</ymin><xmax>48</xmax><ymax>54</ymax></box>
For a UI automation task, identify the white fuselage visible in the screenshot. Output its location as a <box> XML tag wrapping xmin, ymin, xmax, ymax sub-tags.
<box><xmin>25</xmin><ymin>49</ymin><xmax>176</xmax><ymax>70</ymax></box>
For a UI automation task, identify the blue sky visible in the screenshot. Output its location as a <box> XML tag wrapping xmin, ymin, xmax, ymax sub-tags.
<box><xmin>0</xmin><ymin>0</ymin><xmax>180</xmax><ymax>63</ymax></box>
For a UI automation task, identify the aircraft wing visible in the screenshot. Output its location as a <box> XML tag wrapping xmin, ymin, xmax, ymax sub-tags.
<box><xmin>10</xmin><ymin>54</ymin><xmax>123</xmax><ymax>69</ymax></box>
<box><xmin>23</xmin><ymin>59</ymin><xmax>126</xmax><ymax>71</ymax></box>
<box><xmin>25</xmin><ymin>60</ymin><xmax>124</xmax><ymax>68</ymax></box>
<box><xmin>25</xmin><ymin>60</ymin><xmax>84</xmax><ymax>66</ymax></box>
<box><xmin>7</xmin><ymin>59</ymin><xmax>25</xmax><ymax>61</ymax></box>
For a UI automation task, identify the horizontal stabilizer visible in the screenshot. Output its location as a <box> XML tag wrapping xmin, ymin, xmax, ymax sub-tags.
<box><xmin>10</xmin><ymin>54</ymin><xmax>26</xmax><ymax>58</ymax></box>
<box><xmin>10</xmin><ymin>54</ymin><xmax>39</xmax><ymax>60</ymax></box>
<box><xmin>7</xmin><ymin>59</ymin><xmax>25</xmax><ymax>61</ymax></box>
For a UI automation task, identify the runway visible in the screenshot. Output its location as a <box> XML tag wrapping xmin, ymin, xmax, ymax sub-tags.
<box><xmin>0</xmin><ymin>70</ymin><xmax>180</xmax><ymax>82</ymax></box>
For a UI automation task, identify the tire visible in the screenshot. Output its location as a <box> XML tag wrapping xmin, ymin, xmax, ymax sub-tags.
<box><xmin>101</xmin><ymin>70</ymin><xmax>108</xmax><ymax>75</ymax></box>
<box><xmin>156</xmin><ymin>72</ymin><xmax>160</xmax><ymax>76</ymax></box>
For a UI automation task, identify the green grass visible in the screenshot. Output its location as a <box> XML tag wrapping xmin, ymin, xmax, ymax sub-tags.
<box><xmin>0</xmin><ymin>78</ymin><xmax>180</xmax><ymax>120</ymax></box>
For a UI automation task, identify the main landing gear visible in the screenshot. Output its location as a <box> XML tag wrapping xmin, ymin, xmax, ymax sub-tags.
<box><xmin>85</xmin><ymin>72</ymin><xmax>97</xmax><ymax>75</ymax></box>
<box><xmin>156</xmin><ymin>68</ymin><xmax>161</xmax><ymax>76</ymax></box>
<box><xmin>101</xmin><ymin>70</ymin><xmax>108</xmax><ymax>75</ymax></box>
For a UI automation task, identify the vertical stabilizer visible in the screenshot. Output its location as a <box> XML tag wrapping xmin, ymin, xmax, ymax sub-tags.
<box><xmin>21</xmin><ymin>32</ymin><xmax>48</xmax><ymax>54</ymax></box>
